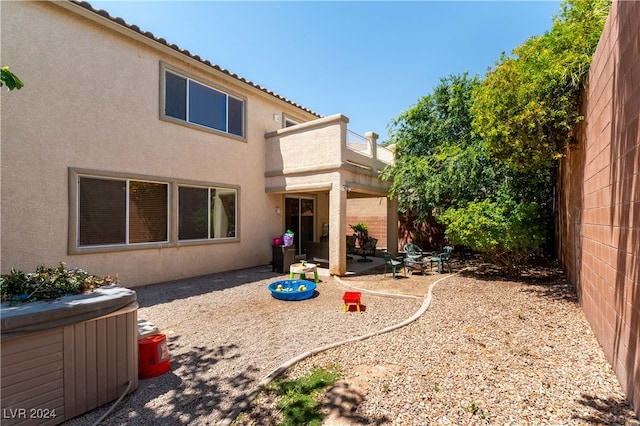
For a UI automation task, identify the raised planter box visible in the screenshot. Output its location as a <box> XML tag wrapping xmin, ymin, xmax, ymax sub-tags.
<box><xmin>1</xmin><ymin>286</ymin><xmax>138</xmax><ymax>425</ymax></box>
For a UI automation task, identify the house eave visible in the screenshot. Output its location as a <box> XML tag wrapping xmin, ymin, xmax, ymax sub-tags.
<box><xmin>54</xmin><ymin>0</ymin><xmax>322</xmax><ymax>119</ymax></box>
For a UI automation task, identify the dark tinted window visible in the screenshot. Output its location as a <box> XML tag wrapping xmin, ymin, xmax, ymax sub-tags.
<box><xmin>179</xmin><ymin>186</ymin><xmax>209</xmax><ymax>240</ymax></box>
<box><xmin>79</xmin><ymin>178</ymin><xmax>126</xmax><ymax>245</ymax></box>
<box><xmin>165</xmin><ymin>72</ymin><xmax>187</xmax><ymax>120</ymax></box>
<box><xmin>164</xmin><ymin>70</ymin><xmax>244</xmax><ymax>137</ymax></box>
<box><xmin>129</xmin><ymin>181</ymin><xmax>168</xmax><ymax>243</ymax></box>
<box><xmin>228</xmin><ymin>96</ymin><xmax>244</xmax><ymax>136</ymax></box>
<box><xmin>189</xmin><ymin>80</ymin><xmax>226</xmax><ymax>131</ymax></box>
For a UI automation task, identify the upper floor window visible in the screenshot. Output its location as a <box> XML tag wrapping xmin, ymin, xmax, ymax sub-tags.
<box><xmin>284</xmin><ymin>115</ymin><xmax>302</xmax><ymax>128</ymax></box>
<box><xmin>164</xmin><ymin>68</ymin><xmax>245</xmax><ymax>137</ymax></box>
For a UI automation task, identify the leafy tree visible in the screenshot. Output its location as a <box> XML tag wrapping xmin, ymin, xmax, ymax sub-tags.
<box><xmin>1</xmin><ymin>66</ymin><xmax>24</xmax><ymax>91</ymax></box>
<box><xmin>472</xmin><ymin>0</ymin><xmax>610</xmax><ymax>172</ymax></box>
<box><xmin>438</xmin><ymin>194</ymin><xmax>548</xmax><ymax>276</ymax></box>
<box><xmin>381</xmin><ymin>73</ymin><xmax>490</xmax><ymax>222</ymax></box>
<box><xmin>383</xmin><ymin>74</ymin><xmax>554</xmax><ymax>274</ymax></box>
<box><xmin>382</xmin><ymin>72</ymin><xmax>553</xmax><ymax>211</ymax></box>
<box><xmin>382</xmin><ymin>0</ymin><xmax>608</xmax><ymax>274</ymax></box>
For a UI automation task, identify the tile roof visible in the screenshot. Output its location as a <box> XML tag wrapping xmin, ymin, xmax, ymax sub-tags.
<box><xmin>70</xmin><ymin>0</ymin><xmax>322</xmax><ymax>118</ymax></box>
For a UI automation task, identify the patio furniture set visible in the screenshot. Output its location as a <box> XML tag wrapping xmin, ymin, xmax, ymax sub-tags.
<box><xmin>269</xmin><ymin>244</ymin><xmax>452</xmax><ymax>310</ymax></box>
<box><xmin>383</xmin><ymin>244</ymin><xmax>453</xmax><ymax>279</ymax></box>
<box><xmin>351</xmin><ymin>237</ymin><xmax>378</xmax><ymax>262</ymax></box>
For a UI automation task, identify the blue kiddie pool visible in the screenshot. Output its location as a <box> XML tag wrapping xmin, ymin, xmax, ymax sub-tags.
<box><xmin>269</xmin><ymin>280</ymin><xmax>317</xmax><ymax>301</ymax></box>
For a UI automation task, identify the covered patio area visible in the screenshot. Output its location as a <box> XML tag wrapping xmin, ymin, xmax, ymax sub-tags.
<box><xmin>264</xmin><ymin>113</ymin><xmax>398</xmax><ymax>276</ymax></box>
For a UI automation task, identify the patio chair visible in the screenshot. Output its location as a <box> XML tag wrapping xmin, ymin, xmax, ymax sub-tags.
<box><xmin>430</xmin><ymin>246</ymin><xmax>453</xmax><ymax>273</ymax></box>
<box><xmin>383</xmin><ymin>251</ymin><xmax>405</xmax><ymax>279</ymax></box>
<box><xmin>403</xmin><ymin>243</ymin><xmax>424</xmax><ymax>261</ymax></box>
<box><xmin>355</xmin><ymin>237</ymin><xmax>378</xmax><ymax>262</ymax></box>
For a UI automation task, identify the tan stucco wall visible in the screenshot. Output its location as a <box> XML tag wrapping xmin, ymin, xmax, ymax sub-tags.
<box><xmin>557</xmin><ymin>0</ymin><xmax>640</xmax><ymax>415</ymax></box>
<box><xmin>1</xmin><ymin>1</ymin><xmax>318</xmax><ymax>286</ymax></box>
<box><xmin>265</xmin><ymin>115</ymin><xmax>347</xmax><ymax>176</ymax></box>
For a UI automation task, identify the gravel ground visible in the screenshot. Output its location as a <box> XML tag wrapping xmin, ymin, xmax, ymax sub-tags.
<box><xmin>64</xmin><ymin>264</ymin><xmax>422</xmax><ymax>425</ymax></box>
<box><xmin>65</xmin><ymin>260</ymin><xmax>639</xmax><ymax>425</ymax></box>
<box><xmin>236</xmin><ymin>262</ymin><xmax>639</xmax><ymax>426</ymax></box>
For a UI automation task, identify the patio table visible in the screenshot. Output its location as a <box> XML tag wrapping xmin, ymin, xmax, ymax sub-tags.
<box><xmin>404</xmin><ymin>258</ymin><xmax>427</xmax><ymax>275</ymax></box>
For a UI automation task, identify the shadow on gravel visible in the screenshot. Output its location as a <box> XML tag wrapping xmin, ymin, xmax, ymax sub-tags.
<box><xmin>134</xmin><ymin>266</ymin><xmax>284</xmax><ymax>308</ymax></box>
<box><xmin>111</xmin><ymin>336</ymin><xmax>262</xmax><ymax>425</ymax></box>
<box><xmin>458</xmin><ymin>255</ymin><xmax>580</xmax><ymax>304</ymax></box>
<box><xmin>322</xmin><ymin>381</ymin><xmax>392</xmax><ymax>425</ymax></box>
<box><xmin>574</xmin><ymin>394</ymin><xmax>638</xmax><ymax>424</ymax></box>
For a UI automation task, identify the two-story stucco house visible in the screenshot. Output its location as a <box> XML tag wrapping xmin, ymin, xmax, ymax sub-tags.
<box><xmin>1</xmin><ymin>0</ymin><xmax>397</xmax><ymax>287</ymax></box>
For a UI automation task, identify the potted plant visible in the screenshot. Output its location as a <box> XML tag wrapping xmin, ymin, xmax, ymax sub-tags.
<box><xmin>350</xmin><ymin>222</ymin><xmax>369</xmax><ymax>248</ymax></box>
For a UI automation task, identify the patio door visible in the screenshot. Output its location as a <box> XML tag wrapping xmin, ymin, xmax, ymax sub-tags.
<box><xmin>285</xmin><ymin>197</ymin><xmax>315</xmax><ymax>256</ymax></box>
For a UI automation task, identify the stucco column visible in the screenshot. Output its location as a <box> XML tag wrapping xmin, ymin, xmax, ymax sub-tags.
<box><xmin>387</xmin><ymin>196</ymin><xmax>399</xmax><ymax>256</ymax></box>
<box><xmin>366</xmin><ymin>131</ymin><xmax>379</xmax><ymax>159</ymax></box>
<box><xmin>328</xmin><ymin>183</ymin><xmax>347</xmax><ymax>275</ymax></box>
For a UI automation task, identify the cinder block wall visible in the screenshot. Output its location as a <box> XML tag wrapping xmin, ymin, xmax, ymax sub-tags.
<box><xmin>557</xmin><ymin>0</ymin><xmax>640</xmax><ymax>415</ymax></box>
<box><xmin>346</xmin><ymin>198</ymin><xmax>388</xmax><ymax>250</ymax></box>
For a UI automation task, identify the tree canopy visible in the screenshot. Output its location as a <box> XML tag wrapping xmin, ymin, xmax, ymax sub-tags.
<box><xmin>472</xmin><ymin>0</ymin><xmax>610</xmax><ymax>172</ymax></box>
<box><xmin>381</xmin><ymin>73</ymin><xmax>490</xmax><ymax>222</ymax></box>
<box><xmin>382</xmin><ymin>0</ymin><xmax>610</xmax><ymax>274</ymax></box>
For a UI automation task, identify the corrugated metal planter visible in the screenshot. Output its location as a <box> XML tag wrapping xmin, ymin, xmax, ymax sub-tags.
<box><xmin>1</xmin><ymin>286</ymin><xmax>138</xmax><ymax>425</ymax></box>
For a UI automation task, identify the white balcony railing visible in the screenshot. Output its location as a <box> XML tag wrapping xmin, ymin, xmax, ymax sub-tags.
<box><xmin>346</xmin><ymin>130</ymin><xmax>371</xmax><ymax>156</ymax></box>
<box><xmin>346</xmin><ymin>129</ymin><xmax>394</xmax><ymax>165</ymax></box>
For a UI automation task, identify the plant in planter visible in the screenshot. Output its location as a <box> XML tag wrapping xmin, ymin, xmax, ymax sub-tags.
<box><xmin>350</xmin><ymin>222</ymin><xmax>369</xmax><ymax>248</ymax></box>
<box><xmin>0</xmin><ymin>262</ymin><xmax>115</xmax><ymax>303</ymax></box>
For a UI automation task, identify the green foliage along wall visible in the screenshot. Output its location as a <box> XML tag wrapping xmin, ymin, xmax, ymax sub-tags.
<box><xmin>472</xmin><ymin>0</ymin><xmax>611</xmax><ymax>172</ymax></box>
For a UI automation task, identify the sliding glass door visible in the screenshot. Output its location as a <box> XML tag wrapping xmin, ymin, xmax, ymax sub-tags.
<box><xmin>285</xmin><ymin>197</ymin><xmax>315</xmax><ymax>256</ymax></box>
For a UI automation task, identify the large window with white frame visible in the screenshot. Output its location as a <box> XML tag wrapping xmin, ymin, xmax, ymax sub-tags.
<box><xmin>73</xmin><ymin>171</ymin><xmax>238</xmax><ymax>251</ymax></box>
<box><xmin>163</xmin><ymin>67</ymin><xmax>245</xmax><ymax>137</ymax></box>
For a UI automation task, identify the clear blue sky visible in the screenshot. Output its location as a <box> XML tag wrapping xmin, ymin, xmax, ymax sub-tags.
<box><xmin>91</xmin><ymin>1</ymin><xmax>561</xmax><ymax>141</ymax></box>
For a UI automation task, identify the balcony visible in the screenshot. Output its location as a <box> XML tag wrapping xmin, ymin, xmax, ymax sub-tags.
<box><xmin>264</xmin><ymin>114</ymin><xmax>394</xmax><ymax>185</ymax></box>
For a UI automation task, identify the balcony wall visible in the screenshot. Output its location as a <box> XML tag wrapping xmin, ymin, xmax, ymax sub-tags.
<box><xmin>264</xmin><ymin>113</ymin><xmax>393</xmax><ymax>182</ymax></box>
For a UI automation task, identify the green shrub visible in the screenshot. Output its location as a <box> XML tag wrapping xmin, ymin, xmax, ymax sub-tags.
<box><xmin>438</xmin><ymin>196</ymin><xmax>547</xmax><ymax>275</ymax></box>
<box><xmin>472</xmin><ymin>0</ymin><xmax>610</xmax><ymax>172</ymax></box>
<box><xmin>1</xmin><ymin>66</ymin><xmax>24</xmax><ymax>91</ymax></box>
<box><xmin>349</xmin><ymin>223</ymin><xmax>369</xmax><ymax>247</ymax></box>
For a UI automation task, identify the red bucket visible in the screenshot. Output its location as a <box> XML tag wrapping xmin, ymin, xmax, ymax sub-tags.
<box><xmin>138</xmin><ymin>334</ymin><xmax>171</xmax><ymax>379</ymax></box>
